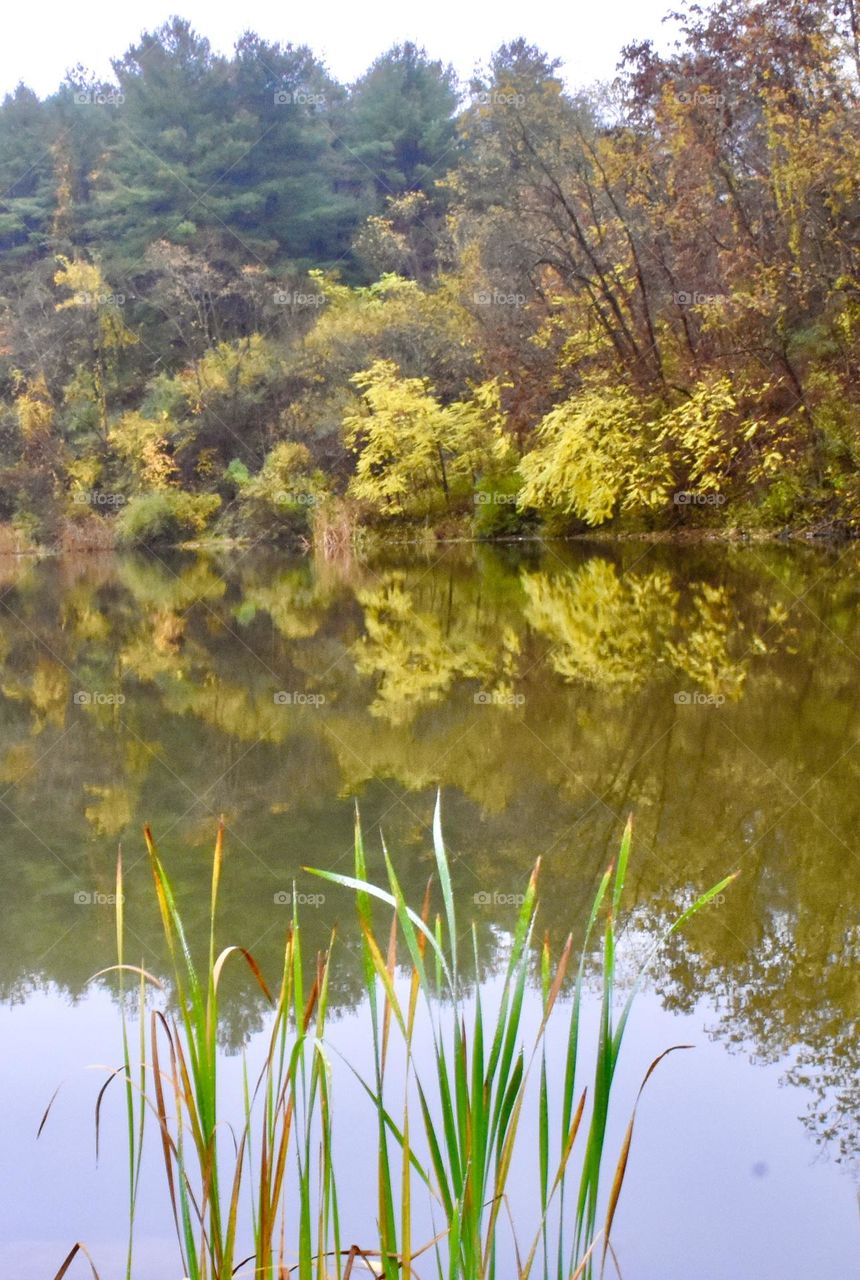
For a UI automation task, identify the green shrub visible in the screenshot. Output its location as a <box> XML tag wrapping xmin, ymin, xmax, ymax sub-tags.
<box><xmin>472</xmin><ymin>470</ymin><xmax>536</xmax><ymax>538</ymax></box>
<box><xmin>757</xmin><ymin>476</ymin><xmax>806</xmax><ymax>527</ymax></box>
<box><xmin>116</xmin><ymin>491</ymin><xmax>221</xmax><ymax>546</ymax></box>
<box><xmin>232</xmin><ymin>442</ymin><xmax>329</xmax><ymax>543</ymax></box>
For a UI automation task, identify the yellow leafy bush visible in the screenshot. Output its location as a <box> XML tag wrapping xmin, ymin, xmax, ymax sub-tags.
<box><xmin>518</xmin><ymin>384</ymin><xmax>669</xmax><ymax>525</ymax></box>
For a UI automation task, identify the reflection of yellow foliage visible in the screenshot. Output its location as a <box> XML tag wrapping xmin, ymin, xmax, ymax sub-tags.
<box><xmin>0</xmin><ymin>742</ymin><xmax>37</xmax><ymax>786</ymax></box>
<box><xmin>241</xmin><ymin>571</ymin><xmax>328</xmax><ymax>640</ymax></box>
<box><xmin>523</xmin><ymin>561</ymin><xmax>678</xmax><ymax>688</ymax></box>
<box><xmin>354</xmin><ymin>576</ymin><xmax>506</xmax><ymax>723</ymax></box>
<box><xmin>524</xmin><ymin>562</ymin><xmax>751</xmax><ymax>698</ymax></box>
<box><xmin>152</xmin><ymin>612</ymin><xmax>185</xmax><ymax>654</ymax></box>
<box><xmin>31</xmin><ymin>660</ymin><xmax>70</xmax><ymax>729</ymax></box>
<box><xmin>67</xmin><ymin>604</ymin><xmax>111</xmax><ymax>642</ymax></box>
<box><xmin>665</xmin><ymin>584</ymin><xmax>747</xmax><ymax>699</ymax></box>
<box><xmin>323</xmin><ymin>702</ymin><xmax>536</xmax><ymax>813</ymax></box>
<box><xmin>162</xmin><ymin>679</ymin><xmax>291</xmax><ymax>746</ymax></box>
<box><xmin>120</xmin><ymin>637</ymin><xmax>185</xmax><ymax>683</ymax></box>
<box><xmin>84</xmin><ymin>784</ymin><xmax>133</xmax><ymax>838</ymax></box>
<box><xmin>114</xmin><ymin>588</ymin><xmax>207</xmax><ymax>680</ymax></box>
<box><xmin>124</xmin><ymin>737</ymin><xmax>162</xmax><ymax>777</ymax></box>
<box><xmin>117</xmin><ymin>557</ymin><xmax>226</xmax><ymax>611</ymax></box>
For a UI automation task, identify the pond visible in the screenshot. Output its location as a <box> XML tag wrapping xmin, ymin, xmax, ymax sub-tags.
<box><xmin>0</xmin><ymin>540</ymin><xmax>857</xmax><ymax>1278</ymax></box>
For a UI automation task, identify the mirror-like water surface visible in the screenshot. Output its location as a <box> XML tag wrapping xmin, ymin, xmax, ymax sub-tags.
<box><xmin>0</xmin><ymin>541</ymin><xmax>857</xmax><ymax>1277</ymax></box>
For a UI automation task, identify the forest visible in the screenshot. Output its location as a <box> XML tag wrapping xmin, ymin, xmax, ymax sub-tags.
<box><xmin>1</xmin><ymin>0</ymin><xmax>860</xmax><ymax>548</ymax></box>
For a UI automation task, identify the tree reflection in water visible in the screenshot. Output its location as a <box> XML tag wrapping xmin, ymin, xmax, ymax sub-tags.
<box><xmin>0</xmin><ymin>541</ymin><xmax>856</xmax><ymax>1165</ymax></box>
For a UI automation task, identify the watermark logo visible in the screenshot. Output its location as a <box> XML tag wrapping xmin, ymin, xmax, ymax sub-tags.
<box><xmin>673</xmin><ymin>491</ymin><xmax>726</xmax><ymax>507</ymax></box>
<box><xmin>73</xmin><ymin>491</ymin><xmax>126</xmax><ymax>507</ymax></box>
<box><xmin>673</xmin><ymin>290</ymin><xmax>725</xmax><ymax>307</ymax></box>
<box><xmin>473</xmin><ymin>289</ymin><xmax>526</xmax><ymax>307</ymax></box>
<box><xmin>474</xmin><ymin>89</ymin><xmax>527</xmax><ymax>108</ymax></box>
<box><xmin>74</xmin><ymin>89</ymin><xmax>124</xmax><ymax>106</ymax></box>
<box><xmin>474</xmin><ymin>691</ymin><xmax>525</xmax><ymax>707</ymax></box>
<box><xmin>273</xmin><ymin>90</ymin><xmax>326</xmax><ymax>106</ymax></box>
<box><xmin>474</xmin><ymin>492</ymin><xmax>517</xmax><ymax>506</ymax></box>
<box><xmin>73</xmin><ymin>291</ymin><xmax>125</xmax><ymax>307</ymax></box>
<box><xmin>273</xmin><ymin>289</ymin><xmax>326</xmax><ymax>307</ymax></box>
<box><xmin>74</xmin><ymin>690</ymin><xmax>126</xmax><ymax>706</ymax></box>
<box><xmin>273</xmin><ymin>890</ymin><xmax>326</xmax><ymax>907</ymax></box>
<box><xmin>674</xmin><ymin>90</ymin><xmax>726</xmax><ymax>108</ymax></box>
<box><xmin>473</xmin><ymin>890</ymin><xmax>527</xmax><ymax>907</ymax></box>
<box><xmin>274</xmin><ymin>491</ymin><xmax>320</xmax><ymax>506</ymax></box>
<box><xmin>673</xmin><ymin>691</ymin><xmax>725</xmax><ymax>707</ymax></box>
<box><xmin>274</xmin><ymin>691</ymin><xmax>326</xmax><ymax>707</ymax></box>
<box><xmin>74</xmin><ymin>890</ymin><xmax>125</xmax><ymax>905</ymax></box>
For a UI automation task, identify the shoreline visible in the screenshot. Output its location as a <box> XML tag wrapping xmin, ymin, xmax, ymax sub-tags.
<box><xmin>0</xmin><ymin>522</ymin><xmax>855</xmax><ymax>558</ymax></box>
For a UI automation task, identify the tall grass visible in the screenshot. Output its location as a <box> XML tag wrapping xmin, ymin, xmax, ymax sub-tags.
<box><xmin>50</xmin><ymin>801</ymin><xmax>735</xmax><ymax>1280</ymax></box>
<box><xmin>61</xmin><ymin>822</ymin><xmax>339</xmax><ymax>1280</ymax></box>
<box><xmin>309</xmin><ymin>802</ymin><xmax>734</xmax><ymax>1280</ymax></box>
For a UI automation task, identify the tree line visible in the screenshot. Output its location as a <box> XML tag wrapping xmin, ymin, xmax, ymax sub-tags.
<box><xmin>1</xmin><ymin>0</ymin><xmax>859</xmax><ymax>546</ymax></box>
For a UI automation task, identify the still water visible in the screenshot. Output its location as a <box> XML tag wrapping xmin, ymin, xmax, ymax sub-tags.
<box><xmin>0</xmin><ymin>540</ymin><xmax>857</xmax><ymax>1277</ymax></box>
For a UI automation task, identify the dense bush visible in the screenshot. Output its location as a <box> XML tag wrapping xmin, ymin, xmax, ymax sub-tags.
<box><xmin>230</xmin><ymin>443</ymin><xmax>328</xmax><ymax>544</ymax></box>
<box><xmin>472</xmin><ymin>470</ymin><xmax>535</xmax><ymax>538</ymax></box>
<box><xmin>116</xmin><ymin>492</ymin><xmax>221</xmax><ymax>547</ymax></box>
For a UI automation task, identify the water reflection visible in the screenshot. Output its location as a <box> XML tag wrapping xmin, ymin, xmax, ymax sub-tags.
<box><xmin>0</xmin><ymin>541</ymin><xmax>857</xmax><ymax>1166</ymax></box>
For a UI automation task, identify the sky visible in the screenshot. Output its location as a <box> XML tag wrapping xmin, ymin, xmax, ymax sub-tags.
<box><xmin>0</xmin><ymin>0</ymin><xmax>677</xmax><ymax>98</ymax></box>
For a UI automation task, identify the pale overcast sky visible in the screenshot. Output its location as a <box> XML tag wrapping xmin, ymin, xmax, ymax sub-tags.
<box><xmin>0</xmin><ymin>0</ymin><xmax>677</xmax><ymax>98</ymax></box>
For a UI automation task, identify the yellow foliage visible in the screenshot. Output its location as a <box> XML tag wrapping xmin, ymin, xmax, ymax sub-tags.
<box><xmin>656</xmin><ymin>377</ymin><xmax>741</xmax><ymax>494</ymax></box>
<box><xmin>177</xmin><ymin>334</ymin><xmax>280</xmax><ymax>411</ymax></box>
<box><xmin>344</xmin><ymin>360</ymin><xmax>508</xmax><ymax>516</ymax></box>
<box><xmin>14</xmin><ymin>374</ymin><xmax>54</xmax><ymax>441</ymax></box>
<box><xmin>109</xmin><ymin>412</ymin><xmax>178</xmax><ymax>488</ymax></box>
<box><xmin>53</xmin><ymin>257</ymin><xmax>105</xmax><ymax>309</ymax></box>
<box><xmin>518</xmin><ymin>383</ymin><xmax>669</xmax><ymax>524</ymax></box>
<box><xmin>54</xmin><ymin>256</ymin><xmax>137</xmax><ymax>352</ymax></box>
